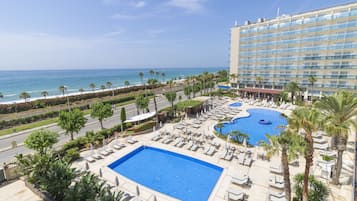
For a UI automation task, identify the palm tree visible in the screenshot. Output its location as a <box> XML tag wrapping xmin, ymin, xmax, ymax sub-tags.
<box><xmin>89</xmin><ymin>83</ymin><xmax>96</xmax><ymax>91</ymax></box>
<box><xmin>255</xmin><ymin>76</ymin><xmax>263</xmax><ymax>98</ymax></box>
<box><xmin>288</xmin><ymin>108</ymin><xmax>323</xmax><ymax>201</ymax></box>
<box><xmin>161</xmin><ymin>72</ymin><xmax>166</xmax><ymax>83</ymax></box>
<box><xmin>106</xmin><ymin>81</ymin><xmax>114</xmax><ymax>96</ymax></box>
<box><xmin>136</xmin><ymin>94</ymin><xmax>149</xmax><ymax>114</ymax></box>
<box><xmin>58</xmin><ymin>109</ymin><xmax>87</xmax><ymax>141</ymax></box>
<box><xmin>230</xmin><ymin>73</ymin><xmax>237</xmax><ymax>87</ymax></box>
<box><xmin>19</xmin><ymin>92</ymin><xmax>31</xmax><ymax>102</ymax></box>
<box><xmin>148</xmin><ymin>79</ymin><xmax>159</xmax><ymax>125</ymax></box>
<box><xmin>41</xmin><ymin>91</ymin><xmax>48</xmax><ymax>99</ymax></box>
<box><xmin>79</xmin><ymin>88</ymin><xmax>85</xmax><ymax>93</ymax></box>
<box><xmin>0</xmin><ymin>92</ymin><xmax>3</xmax><ymax>99</ymax></box>
<box><xmin>155</xmin><ymin>71</ymin><xmax>160</xmax><ymax>79</ymax></box>
<box><xmin>124</xmin><ymin>80</ymin><xmax>130</xmax><ymax>87</ymax></box>
<box><xmin>165</xmin><ymin>91</ymin><xmax>176</xmax><ymax>117</ymax></box>
<box><xmin>285</xmin><ymin>81</ymin><xmax>301</xmax><ymax>103</ymax></box>
<box><xmin>314</xmin><ymin>91</ymin><xmax>357</xmax><ymax>185</ymax></box>
<box><xmin>149</xmin><ymin>70</ymin><xmax>155</xmax><ymax>78</ymax></box>
<box><xmin>168</xmin><ymin>80</ymin><xmax>174</xmax><ymax>89</ymax></box>
<box><xmin>138</xmin><ymin>72</ymin><xmax>144</xmax><ymax>85</ymax></box>
<box><xmin>59</xmin><ymin>85</ymin><xmax>67</xmax><ymax>96</ymax></box>
<box><xmin>100</xmin><ymin>84</ymin><xmax>105</xmax><ymax>90</ymax></box>
<box><xmin>261</xmin><ymin>130</ymin><xmax>305</xmax><ymax>201</ymax></box>
<box><xmin>308</xmin><ymin>75</ymin><xmax>317</xmax><ymax>99</ymax></box>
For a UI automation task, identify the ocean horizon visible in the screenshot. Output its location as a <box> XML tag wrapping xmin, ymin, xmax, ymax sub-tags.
<box><xmin>0</xmin><ymin>67</ymin><xmax>226</xmax><ymax>103</ymax></box>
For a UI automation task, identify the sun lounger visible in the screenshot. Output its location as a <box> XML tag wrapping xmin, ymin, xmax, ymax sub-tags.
<box><xmin>269</xmin><ymin>195</ymin><xmax>285</xmax><ymax>201</ymax></box>
<box><xmin>186</xmin><ymin>141</ymin><xmax>193</xmax><ymax>150</ymax></box>
<box><xmin>126</xmin><ymin>137</ymin><xmax>138</xmax><ymax>144</ymax></box>
<box><xmin>231</xmin><ymin>175</ymin><xmax>249</xmax><ymax>186</ymax></box>
<box><xmin>243</xmin><ymin>155</ymin><xmax>252</xmax><ymax>166</ymax></box>
<box><xmin>269</xmin><ymin>176</ymin><xmax>284</xmax><ymax>189</ymax></box>
<box><xmin>238</xmin><ymin>152</ymin><xmax>245</xmax><ymax>165</ymax></box>
<box><xmin>220</xmin><ymin>149</ymin><xmax>228</xmax><ymax>159</ymax></box>
<box><xmin>226</xmin><ymin>188</ymin><xmax>245</xmax><ymax>201</ymax></box>
<box><xmin>224</xmin><ymin>150</ymin><xmax>234</xmax><ymax>161</ymax></box>
<box><xmin>85</xmin><ymin>156</ymin><xmax>96</xmax><ymax>163</ymax></box>
<box><xmin>190</xmin><ymin>143</ymin><xmax>199</xmax><ymax>151</ymax></box>
<box><xmin>269</xmin><ymin>191</ymin><xmax>285</xmax><ymax>199</ymax></box>
<box><xmin>203</xmin><ymin>146</ymin><xmax>210</xmax><ymax>154</ymax></box>
<box><xmin>270</xmin><ymin>164</ymin><xmax>283</xmax><ymax>174</ymax></box>
<box><xmin>151</xmin><ymin>134</ymin><xmax>162</xmax><ymax>141</ymax></box>
<box><xmin>92</xmin><ymin>153</ymin><xmax>102</xmax><ymax>160</ymax></box>
<box><xmin>206</xmin><ymin>147</ymin><xmax>216</xmax><ymax>156</ymax></box>
<box><xmin>313</xmin><ymin>143</ymin><xmax>329</xmax><ymax>150</ymax></box>
<box><xmin>113</xmin><ymin>143</ymin><xmax>125</xmax><ymax>150</ymax></box>
<box><xmin>173</xmin><ymin>138</ymin><xmax>182</xmax><ymax>146</ymax></box>
<box><xmin>163</xmin><ymin>137</ymin><xmax>173</xmax><ymax>144</ymax></box>
<box><xmin>100</xmin><ymin>150</ymin><xmax>110</xmax><ymax>156</ymax></box>
<box><xmin>105</xmin><ymin>147</ymin><xmax>114</xmax><ymax>153</ymax></box>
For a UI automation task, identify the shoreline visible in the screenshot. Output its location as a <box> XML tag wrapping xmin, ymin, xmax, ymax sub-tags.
<box><xmin>0</xmin><ymin>79</ymin><xmax>187</xmax><ymax>105</ymax></box>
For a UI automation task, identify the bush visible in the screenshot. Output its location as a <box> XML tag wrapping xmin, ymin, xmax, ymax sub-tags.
<box><xmin>64</xmin><ymin>147</ymin><xmax>80</xmax><ymax>162</ymax></box>
<box><xmin>128</xmin><ymin>121</ymin><xmax>156</xmax><ymax>133</ymax></box>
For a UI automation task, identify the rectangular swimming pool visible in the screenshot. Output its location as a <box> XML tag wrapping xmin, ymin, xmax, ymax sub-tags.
<box><xmin>108</xmin><ymin>146</ymin><xmax>223</xmax><ymax>201</ymax></box>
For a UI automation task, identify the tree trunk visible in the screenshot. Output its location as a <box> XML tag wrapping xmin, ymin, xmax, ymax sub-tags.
<box><xmin>281</xmin><ymin>147</ymin><xmax>291</xmax><ymax>201</ymax></box>
<box><xmin>332</xmin><ymin>149</ymin><xmax>343</xmax><ymax>184</ymax></box>
<box><xmin>153</xmin><ymin>95</ymin><xmax>159</xmax><ymax>127</ymax></box>
<box><xmin>303</xmin><ymin>133</ymin><xmax>314</xmax><ymax>201</ymax></box>
<box><xmin>70</xmin><ymin>132</ymin><xmax>74</xmax><ymax>141</ymax></box>
<box><xmin>99</xmin><ymin>120</ymin><xmax>104</xmax><ymax>129</ymax></box>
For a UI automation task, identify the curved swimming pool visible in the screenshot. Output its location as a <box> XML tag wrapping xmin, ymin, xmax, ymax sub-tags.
<box><xmin>108</xmin><ymin>146</ymin><xmax>223</xmax><ymax>201</ymax></box>
<box><xmin>214</xmin><ymin>108</ymin><xmax>287</xmax><ymax>145</ymax></box>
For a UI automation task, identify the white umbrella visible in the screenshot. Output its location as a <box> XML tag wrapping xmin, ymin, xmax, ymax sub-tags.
<box><xmin>160</xmin><ymin>121</ymin><xmax>162</xmax><ymax>128</ymax></box>
<box><xmin>85</xmin><ymin>162</ymin><xmax>89</xmax><ymax>170</ymax></box>
<box><xmin>99</xmin><ymin>168</ymin><xmax>103</xmax><ymax>177</ymax></box>
<box><xmin>153</xmin><ymin>126</ymin><xmax>156</xmax><ymax>132</ymax></box>
<box><xmin>153</xmin><ymin>195</ymin><xmax>157</xmax><ymax>201</ymax></box>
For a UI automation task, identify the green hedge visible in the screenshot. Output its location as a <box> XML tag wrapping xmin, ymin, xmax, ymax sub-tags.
<box><xmin>0</xmin><ymin>85</ymin><xmax>160</xmax><ymax>114</ymax></box>
<box><xmin>0</xmin><ymin>95</ymin><xmax>149</xmax><ymax>130</ymax></box>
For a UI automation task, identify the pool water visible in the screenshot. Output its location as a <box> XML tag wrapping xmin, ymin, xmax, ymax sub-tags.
<box><xmin>108</xmin><ymin>146</ymin><xmax>223</xmax><ymax>201</ymax></box>
<box><xmin>229</xmin><ymin>102</ymin><xmax>242</xmax><ymax>107</ymax></box>
<box><xmin>217</xmin><ymin>85</ymin><xmax>230</xmax><ymax>90</ymax></box>
<box><xmin>215</xmin><ymin>108</ymin><xmax>287</xmax><ymax>145</ymax></box>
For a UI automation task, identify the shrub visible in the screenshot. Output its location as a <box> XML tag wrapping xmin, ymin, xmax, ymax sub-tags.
<box><xmin>64</xmin><ymin>147</ymin><xmax>80</xmax><ymax>162</ymax></box>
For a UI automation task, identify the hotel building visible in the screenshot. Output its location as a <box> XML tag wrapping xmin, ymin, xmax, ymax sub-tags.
<box><xmin>229</xmin><ymin>2</ymin><xmax>357</xmax><ymax>99</ymax></box>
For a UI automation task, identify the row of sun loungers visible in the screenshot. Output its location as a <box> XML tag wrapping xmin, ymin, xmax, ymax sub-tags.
<box><xmin>237</xmin><ymin>152</ymin><xmax>252</xmax><ymax>166</ymax></box>
<box><xmin>85</xmin><ymin>139</ymin><xmax>130</xmax><ymax>163</ymax></box>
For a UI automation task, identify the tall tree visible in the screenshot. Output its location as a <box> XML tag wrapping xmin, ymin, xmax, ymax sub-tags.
<box><xmin>24</xmin><ymin>129</ymin><xmax>59</xmax><ymax>155</ymax></box>
<box><xmin>138</xmin><ymin>72</ymin><xmax>144</xmax><ymax>85</ymax></box>
<box><xmin>293</xmin><ymin>174</ymin><xmax>329</xmax><ymax>201</ymax></box>
<box><xmin>161</xmin><ymin>72</ymin><xmax>166</xmax><ymax>83</ymax></box>
<box><xmin>230</xmin><ymin>73</ymin><xmax>237</xmax><ymax>86</ymax></box>
<box><xmin>59</xmin><ymin>85</ymin><xmax>67</xmax><ymax>96</ymax></box>
<box><xmin>58</xmin><ymin>109</ymin><xmax>87</xmax><ymax>141</ymax></box>
<box><xmin>149</xmin><ymin>69</ymin><xmax>155</xmax><ymax>78</ymax></box>
<box><xmin>19</xmin><ymin>91</ymin><xmax>31</xmax><ymax>102</ymax></box>
<box><xmin>120</xmin><ymin>107</ymin><xmax>126</xmax><ymax>127</ymax></box>
<box><xmin>79</xmin><ymin>88</ymin><xmax>85</xmax><ymax>93</ymax></box>
<box><xmin>148</xmin><ymin>79</ymin><xmax>159</xmax><ymax>125</ymax></box>
<box><xmin>184</xmin><ymin>86</ymin><xmax>191</xmax><ymax>99</ymax></box>
<box><xmin>124</xmin><ymin>80</ymin><xmax>130</xmax><ymax>87</ymax></box>
<box><xmin>106</xmin><ymin>81</ymin><xmax>114</xmax><ymax>96</ymax></box>
<box><xmin>136</xmin><ymin>94</ymin><xmax>149</xmax><ymax>114</ymax></box>
<box><xmin>288</xmin><ymin>108</ymin><xmax>323</xmax><ymax>201</ymax></box>
<box><xmin>285</xmin><ymin>81</ymin><xmax>301</xmax><ymax>103</ymax></box>
<box><xmin>261</xmin><ymin>130</ymin><xmax>305</xmax><ymax>201</ymax></box>
<box><xmin>41</xmin><ymin>91</ymin><xmax>48</xmax><ymax>99</ymax></box>
<box><xmin>89</xmin><ymin>83</ymin><xmax>96</xmax><ymax>91</ymax></box>
<box><xmin>0</xmin><ymin>92</ymin><xmax>3</xmax><ymax>98</ymax></box>
<box><xmin>100</xmin><ymin>85</ymin><xmax>105</xmax><ymax>90</ymax></box>
<box><xmin>314</xmin><ymin>91</ymin><xmax>357</xmax><ymax>185</ymax></box>
<box><xmin>90</xmin><ymin>102</ymin><xmax>113</xmax><ymax>129</ymax></box>
<box><xmin>155</xmin><ymin>71</ymin><xmax>160</xmax><ymax>79</ymax></box>
<box><xmin>165</xmin><ymin>91</ymin><xmax>176</xmax><ymax>117</ymax></box>
<box><xmin>308</xmin><ymin>76</ymin><xmax>317</xmax><ymax>98</ymax></box>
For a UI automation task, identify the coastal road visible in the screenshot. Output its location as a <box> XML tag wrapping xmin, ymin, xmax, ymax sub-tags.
<box><xmin>0</xmin><ymin>91</ymin><xmax>188</xmax><ymax>165</ymax></box>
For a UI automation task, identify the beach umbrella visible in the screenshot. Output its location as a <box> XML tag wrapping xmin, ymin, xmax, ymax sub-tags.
<box><xmin>136</xmin><ymin>185</ymin><xmax>140</xmax><ymax>196</ymax></box>
<box><xmin>153</xmin><ymin>195</ymin><xmax>157</xmax><ymax>201</ymax></box>
<box><xmin>99</xmin><ymin>168</ymin><xmax>103</xmax><ymax>177</ymax></box>
<box><xmin>115</xmin><ymin>176</ymin><xmax>119</xmax><ymax>186</ymax></box>
<box><xmin>160</xmin><ymin>121</ymin><xmax>162</xmax><ymax>128</ymax></box>
<box><xmin>153</xmin><ymin>126</ymin><xmax>156</xmax><ymax>132</ymax></box>
<box><xmin>85</xmin><ymin>162</ymin><xmax>89</xmax><ymax>170</ymax></box>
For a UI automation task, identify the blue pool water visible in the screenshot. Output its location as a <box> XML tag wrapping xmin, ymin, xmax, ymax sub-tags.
<box><xmin>217</xmin><ymin>85</ymin><xmax>230</xmax><ymax>90</ymax></box>
<box><xmin>215</xmin><ymin>108</ymin><xmax>287</xmax><ymax>145</ymax></box>
<box><xmin>229</xmin><ymin>102</ymin><xmax>242</xmax><ymax>107</ymax></box>
<box><xmin>108</xmin><ymin>146</ymin><xmax>223</xmax><ymax>201</ymax></box>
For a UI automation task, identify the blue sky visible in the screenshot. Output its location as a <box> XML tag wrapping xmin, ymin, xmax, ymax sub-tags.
<box><xmin>0</xmin><ymin>0</ymin><xmax>354</xmax><ymax>70</ymax></box>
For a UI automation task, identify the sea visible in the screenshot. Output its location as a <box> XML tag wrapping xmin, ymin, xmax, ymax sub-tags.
<box><xmin>0</xmin><ymin>67</ymin><xmax>226</xmax><ymax>103</ymax></box>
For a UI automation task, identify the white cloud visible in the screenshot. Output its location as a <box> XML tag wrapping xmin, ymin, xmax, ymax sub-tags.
<box><xmin>103</xmin><ymin>30</ymin><xmax>125</xmax><ymax>37</ymax></box>
<box><xmin>134</xmin><ymin>1</ymin><xmax>146</xmax><ymax>8</ymax></box>
<box><xmin>168</xmin><ymin>0</ymin><xmax>204</xmax><ymax>12</ymax></box>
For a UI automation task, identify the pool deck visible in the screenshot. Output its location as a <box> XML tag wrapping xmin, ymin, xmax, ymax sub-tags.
<box><xmin>73</xmin><ymin>97</ymin><xmax>353</xmax><ymax>201</ymax></box>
